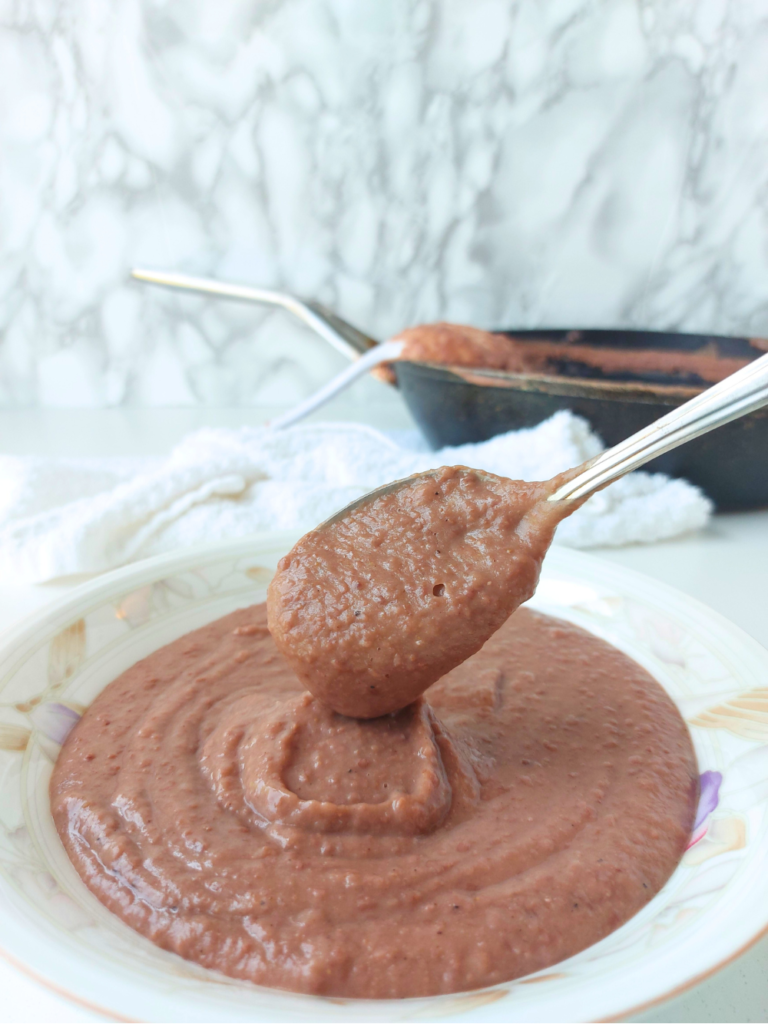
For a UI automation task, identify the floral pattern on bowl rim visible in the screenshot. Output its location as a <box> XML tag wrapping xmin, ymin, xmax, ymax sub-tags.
<box><xmin>1</xmin><ymin>535</ymin><xmax>768</xmax><ymax>1023</ymax></box>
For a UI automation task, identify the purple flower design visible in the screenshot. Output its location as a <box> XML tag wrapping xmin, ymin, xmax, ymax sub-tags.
<box><xmin>29</xmin><ymin>702</ymin><xmax>81</xmax><ymax>745</ymax></box>
<box><xmin>687</xmin><ymin>770</ymin><xmax>722</xmax><ymax>848</ymax></box>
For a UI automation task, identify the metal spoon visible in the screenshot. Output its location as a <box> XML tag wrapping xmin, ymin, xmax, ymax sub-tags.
<box><xmin>321</xmin><ymin>348</ymin><xmax>768</xmax><ymax>524</ymax></box>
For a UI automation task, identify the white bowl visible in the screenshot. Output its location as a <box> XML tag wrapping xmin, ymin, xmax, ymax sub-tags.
<box><xmin>1</xmin><ymin>534</ymin><xmax>767</xmax><ymax>1023</ymax></box>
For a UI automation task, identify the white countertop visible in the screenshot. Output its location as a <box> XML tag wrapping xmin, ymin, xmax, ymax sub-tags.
<box><xmin>1</xmin><ymin>406</ymin><xmax>767</xmax><ymax>1024</ymax></box>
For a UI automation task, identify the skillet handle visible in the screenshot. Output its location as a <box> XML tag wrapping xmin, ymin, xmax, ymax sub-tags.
<box><xmin>131</xmin><ymin>269</ymin><xmax>380</xmax><ymax>362</ymax></box>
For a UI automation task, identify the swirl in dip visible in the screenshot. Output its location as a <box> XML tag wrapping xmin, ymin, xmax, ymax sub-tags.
<box><xmin>51</xmin><ymin>602</ymin><xmax>697</xmax><ymax>998</ymax></box>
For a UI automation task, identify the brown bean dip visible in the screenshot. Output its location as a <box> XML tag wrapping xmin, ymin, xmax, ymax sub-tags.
<box><xmin>267</xmin><ymin>466</ymin><xmax>575</xmax><ymax>718</ymax></box>
<box><xmin>51</xmin><ymin>603</ymin><xmax>697</xmax><ymax>998</ymax></box>
<box><xmin>392</xmin><ymin>322</ymin><xmax>752</xmax><ymax>384</ymax></box>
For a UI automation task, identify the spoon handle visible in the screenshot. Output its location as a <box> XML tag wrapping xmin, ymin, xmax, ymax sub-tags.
<box><xmin>270</xmin><ymin>341</ymin><xmax>404</xmax><ymax>429</ymax></box>
<box><xmin>130</xmin><ymin>269</ymin><xmax>379</xmax><ymax>360</ymax></box>
<box><xmin>549</xmin><ymin>351</ymin><xmax>768</xmax><ymax>502</ymax></box>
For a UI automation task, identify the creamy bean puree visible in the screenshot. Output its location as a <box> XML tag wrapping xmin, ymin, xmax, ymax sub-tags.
<box><xmin>268</xmin><ymin>466</ymin><xmax>573</xmax><ymax>718</ymax></box>
<box><xmin>52</xmin><ymin>602</ymin><xmax>697</xmax><ymax>998</ymax></box>
<box><xmin>392</xmin><ymin>321</ymin><xmax>753</xmax><ymax>383</ymax></box>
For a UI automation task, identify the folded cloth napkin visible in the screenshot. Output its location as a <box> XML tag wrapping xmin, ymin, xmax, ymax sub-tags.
<box><xmin>0</xmin><ymin>411</ymin><xmax>711</xmax><ymax>583</ymax></box>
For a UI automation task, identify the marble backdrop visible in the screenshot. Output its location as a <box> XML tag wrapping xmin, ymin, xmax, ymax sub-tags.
<box><xmin>2</xmin><ymin>0</ymin><xmax>768</xmax><ymax>407</ymax></box>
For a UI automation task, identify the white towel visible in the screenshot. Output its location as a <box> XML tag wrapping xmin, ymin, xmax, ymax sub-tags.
<box><xmin>0</xmin><ymin>412</ymin><xmax>711</xmax><ymax>583</ymax></box>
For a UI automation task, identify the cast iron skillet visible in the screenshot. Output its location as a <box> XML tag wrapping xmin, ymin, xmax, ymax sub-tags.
<box><xmin>393</xmin><ymin>329</ymin><xmax>768</xmax><ymax>510</ymax></box>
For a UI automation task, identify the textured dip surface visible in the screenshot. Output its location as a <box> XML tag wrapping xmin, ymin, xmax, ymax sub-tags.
<box><xmin>51</xmin><ymin>603</ymin><xmax>698</xmax><ymax>999</ymax></box>
<box><xmin>267</xmin><ymin>466</ymin><xmax>573</xmax><ymax>718</ymax></box>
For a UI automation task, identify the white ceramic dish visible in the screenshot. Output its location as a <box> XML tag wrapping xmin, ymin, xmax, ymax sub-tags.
<box><xmin>1</xmin><ymin>534</ymin><xmax>768</xmax><ymax>1023</ymax></box>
